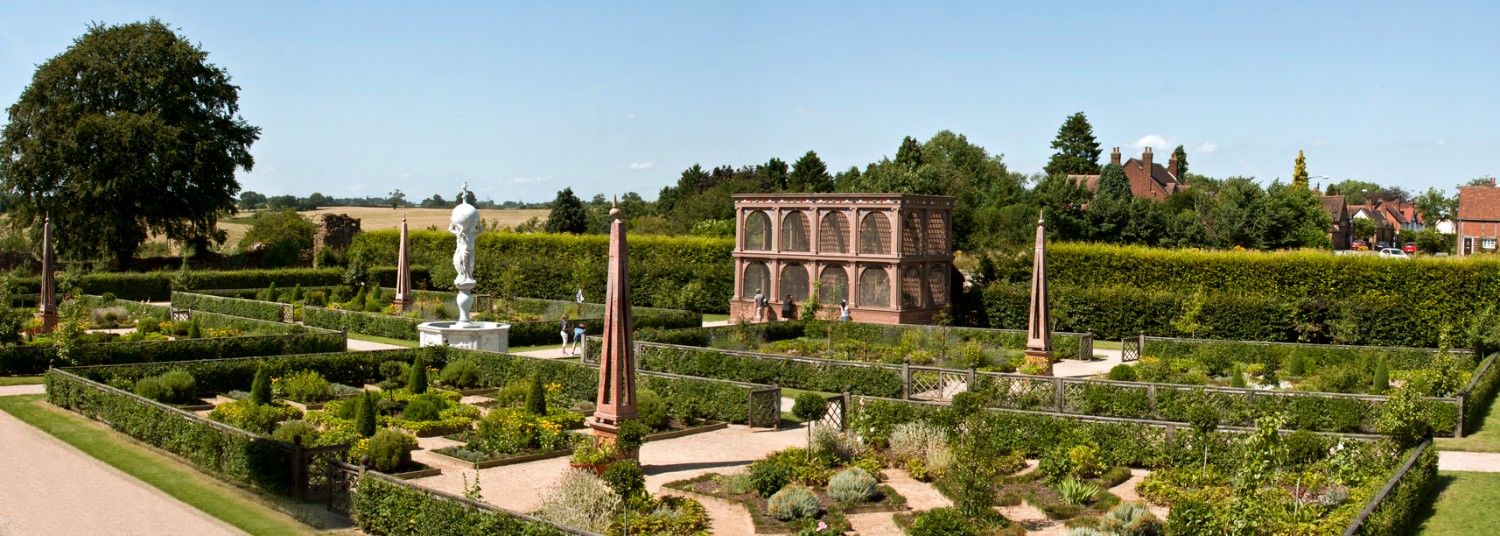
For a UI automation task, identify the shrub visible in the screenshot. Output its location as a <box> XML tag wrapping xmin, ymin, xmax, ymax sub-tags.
<box><xmin>365</xmin><ymin>428</ymin><xmax>417</xmax><ymax>472</ymax></box>
<box><xmin>407</xmin><ymin>355</ymin><xmax>428</xmax><ymax>394</ymax></box>
<box><xmin>600</xmin><ymin>459</ymin><xmax>645</xmax><ymax>499</ymax></box>
<box><xmin>207</xmin><ymin>400</ymin><xmax>301</xmax><ymax>434</ymax></box>
<box><xmin>766</xmin><ymin>485</ymin><xmax>819</xmax><ymax>521</ymax></box>
<box><xmin>402</xmin><ymin>392</ymin><xmax>447</xmax><ymax>422</ymax></box>
<box><xmin>792</xmin><ymin>392</ymin><xmax>827</xmax><ymax>422</ymax></box>
<box><xmin>536</xmin><ymin>469</ymin><xmax>621</xmax><ymax>533</ymax></box>
<box><xmin>378</xmin><ymin>360</ymin><xmax>410</xmax><ymax>389</ymax></box>
<box><xmin>281</xmin><ymin>370</ymin><xmax>334</xmax><ymax>403</ymax></box>
<box><xmin>1107</xmin><ymin>364</ymin><xmax>1137</xmax><ymax>382</ymax></box>
<box><xmin>134</xmin><ymin>369</ymin><xmax>197</xmax><ymax>404</ymax></box>
<box><xmin>827</xmin><ymin>467</ymin><xmax>877</xmax><ymax>503</ymax></box>
<box><xmin>941</xmin><ymin>443</ymin><xmax>1000</xmax><ymax>518</ymax></box>
<box><xmin>1068</xmin><ymin>444</ymin><xmax>1104</xmax><ymax>479</ymax></box>
<box><xmin>439</xmin><ymin>357</ymin><xmax>481</xmax><ymax>389</ymax></box>
<box><xmin>888</xmin><ymin>421</ymin><xmax>946</xmax><ymax>462</ymax></box>
<box><xmin>1373</xmin><ymin>358</ymin><xmax>1390</xmax><ymax>392</ymax></box>
<box><xmin>811</xmin><ymin>427</ymin><xmax>864</xmax><ymax>463</ymax></box>
<box><xmin>525</xmin><ymin>373</ymin><xmax>547</xmax><ymax>416</ymax></box>
<box><xmin>249</xmin><ymin>365</ymin><xmax>272</xmax><ymax>405</ymax></box>
<box><xmin>187</xmin><ymin>318</ymin><xmax>202</xmax><ymax>339</ymax></box>
<box><xmin>134</xmin><ymin>376</ymin><xmax>166</xmax><ymax>402</ymax></box>
<box><xmin>748</xmin><ymin>451</ymin><xmax>796</xmax><ymax>497</ymax></box>
<box><xmin>355</xmin><ymin>391</ymin><xmax>378</xmax><ymax>437</ymax></box>
<box><xmin>1096</xmin><ymin>502</ymin><xmax>1163</xmax><ymax>536</ymax></box>
<box><xmin>635</xmin><ymin>389</ymin><xmax>669</xmax><ymax>430</ymax></box>
<box><xmin>720</xmin><ymin>473</ymin><xmax>756</xmax><ymax>495</ymax></box>
<box><xmin>271</xmin><ymin>420</ymin><xmax>320</xmax><ymax>445</ymax></box>
<box><xmin>1056</xmin><ymin>477</ymin><xmax>1100</xmax><ymax>506</ymax></box>
<box><xmin>615</xmin><ymin>419</ymin><xmax>651</xmax><ymax>454</ymax></box>
<box><xmin>908</xmin><ymin>508</ymin><xmax>979</xmax><ymax>536</ymax></box>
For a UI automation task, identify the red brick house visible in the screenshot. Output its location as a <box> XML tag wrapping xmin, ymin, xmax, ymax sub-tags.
<box><xmin>1067</xmin><ymin>147</ymin><xmax>1185</xmax><ymax>201</ymax></box>
<box><xmin>1320</xmin><ymin>195</ymin><xmax>1350</xmax><ymax>249</ymax></box>
<box><xmin>1457</xmin><ymin>179</ymin><xmax>1500</xmax><ymax>256</ymax></box>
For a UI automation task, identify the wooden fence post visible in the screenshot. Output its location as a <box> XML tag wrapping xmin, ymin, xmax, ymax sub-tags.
<box><xmin>1148</xmin><ymin>384</ymin><xmax>1158</xmax><ymax>417</ymax></box>
<box><xmin>1054</xmin><ymin>378</ymin><xmax>1064</xmax><ymax>412</ymax></box>
<box><xmin>902</xmin><ymin>359</ymin><xmax>910</xmax><ymax>400</ymax></box>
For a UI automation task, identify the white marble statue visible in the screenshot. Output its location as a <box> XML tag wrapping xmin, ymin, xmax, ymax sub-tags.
<box><xmin>449</xmin><ymin>183</ymin><xmax>480</xmax><ymax>322</ymax></box>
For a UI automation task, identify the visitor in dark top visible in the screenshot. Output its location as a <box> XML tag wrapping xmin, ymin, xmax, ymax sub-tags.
<box><xmin>781</xmin><ymin>294</ymin><xmax>796</xmax><ymax>321</ymax></box>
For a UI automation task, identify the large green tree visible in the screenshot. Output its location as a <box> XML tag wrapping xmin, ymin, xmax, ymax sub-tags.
<box><xmin>239</xmin><ymin>209</ymin><xmax>315</xmax><ymax>267</ymax></box>
<box><xmin>788</xmin><ymin>151</ymin><xmax>832</xmax><ymax>192</ymax></box>
<box><xmin>1094</xmin><ymin>163</ymin><xmax>1132</xmax><ymax>202</ymax></box>
<box><xmin>0</xmin><ymin>20</ymin><xmax>259</xmax><ymax>265</ymax></box>
<box><xmin>1171</xmin><ymin>145</ymin><xmax>1189</xmax><ymax>178</ymax></box>
<box><xmin>1043</xmin><ymin>112</ymin><xmax>1102</xmax><ymax>176</ymax></box>
<box><xmin>544</xmin><ymin>188</ymin><xmax>588</xmax><ymax>234</ymax></box>
<box><xmin>1412</xmin><ymin>187</ymin><xmax>1456</xmax><ymax>223</ymax></box>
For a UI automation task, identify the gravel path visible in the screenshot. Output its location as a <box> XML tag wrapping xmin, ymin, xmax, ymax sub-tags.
<box><xmin>661</xmin><ymin>488</ymin><xmax>753</xmax><ymax>536</ymax></box>
<box><xmin>1110</xmin><ymin>469</ymin><xmax>1169</xmax><ymax>520</ymax></box>
<box><xmin>345</xmin><ymin>338</ymin><xmax>406</xmax><ymax>352</ymax></box>
<box><xmin>846</xmin><ymin>511</ymin><xmax>904</xmax><ymax>535</ymax></box>
<box><xmin>0</xmin><ymin>385</ymin><xmax>44</xmax><ymax>397</ymax></box>
<box><xmin>1438</xmin><ymin>451</ymin><xmax>1500</xmax><ymax>472</ymax></box>
<box><xmin>410</xmin><ymin>423</ymin><xmax>808</xmax><ymax>514</ymax></box>
<box><xmin>0</xmin><ymin>407</ymin><xmax>242</xmax><ymax>536</ymax></box>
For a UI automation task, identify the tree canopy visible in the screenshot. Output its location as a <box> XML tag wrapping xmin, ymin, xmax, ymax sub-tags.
<box><xmin>1292</xmin><ymin>150</ymin><xmax>1309</xmax><ymax>189</ymax></box>
<box><xmin>1043</xmin><ymin>112</ymin><xmax>1102</xmax><ymax>176</ymax></box>
<box><xmin>1171</xmin><ymin>145</ymin><xmax>1189</xmax><ymax>178</ymax></box>
<box><xmin>544</xmin><ymin>188</ymin><xmax>588</xmax><ymax>234</ymax></box>
<box><xmin>0</xmin><ymin>19</ymin><xmax>259</xmax><ymax>265</ymax></box>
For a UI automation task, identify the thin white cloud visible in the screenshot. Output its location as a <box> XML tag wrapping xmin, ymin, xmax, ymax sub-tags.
<box><xmin>1132</xmin><ymin>134</ymin><xmax>1177</xmax><ymax>153</ymax></box>
<box><xmin>507</xmin><ymin>175</ymin><xmax>553</xmax><ymax>184</ymax></box>
<box><xmin>1197</xmin><ymin>142</ymin><xmax>1219</xmax><ymax>154</ymax></box>
<box><xmin>1310</xmin><ymin>138</ymin><xmax>1331</xmax><ymax>148</ymax></box>
<box><xmin>625</xmin><ymin>162</ymin><xmax>655</xmax><ymax>171</ymax></box>
<box><xmin>1437</xmin><ymin>138</ymin><xmax>1448</xmax><ymax>146</ymax></box>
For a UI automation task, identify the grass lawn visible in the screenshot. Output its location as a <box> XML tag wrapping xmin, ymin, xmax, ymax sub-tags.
<box><xmin>345</xmin><ymin>332</ymin><xmax>417</xmax><ymax>348</ymax></box>
<box><xmin>1413</xmin><ymin>471</ymin><xmax>1500</xmax><ymax>535</ymax></box>
<box><xmin>0</xmin><ymin>395</ymin><xmax>339</xmax><ymax>535</ymax></box>
<box><xmin>702</xmin><ymin>313</ymin><xmax>730</xmax><ymax>324</ymax></box>
<box><xmin>0</xmin><ymin>375</ymin><xmax>43</xmax><ymax>386</ymax></box>
<box><xmin>1092</xmin><ymin>339</ymin><xmax>1122</xmax><ymax>351</ymax></box>
<box><xmin>1436</xmin><ymin>390</ymin><xmax>1500</xmax><ymax>452</ymax></box>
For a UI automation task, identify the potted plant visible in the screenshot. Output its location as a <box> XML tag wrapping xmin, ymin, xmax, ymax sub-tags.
<box><xmin>569</xmin><ymin>439</ymin><xmax>617</xmax><ymax>475</ymax></box>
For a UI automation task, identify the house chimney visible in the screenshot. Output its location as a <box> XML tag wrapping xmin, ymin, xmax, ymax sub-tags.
<box><xmin>1110</xmin><ymin>147</ymin><xmax>1121</xmax><ymax>166</ymax></box>
<box><xmin>1142</xmin><ymin>146</ymin><xmax>1153</xmax><ymax>172</ymax></box>
<box><xmin>1490</xmin><ymin>177</ymin><xmax>1497</xmax><ymax>187</ymax></box>
<box><xmin>1167</xmin><ymin>151</ymin><xmax>1179</xmax><ymax>177</ymax></box>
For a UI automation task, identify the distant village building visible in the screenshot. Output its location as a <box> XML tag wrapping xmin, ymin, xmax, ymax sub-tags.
<box><xmin>1456</xmin><ymin>178</ymin><xmax>1500</xmax><ymax>256</ymax></box>
<box><xmin>1320</xmin><ymin>195</ymin><xmax>1351</xmax><ymax>249</ymax></box>
<box><xmin>1349</xmin><ymin>199</ymin><xmax>1425</xmax><ymax>246</ymax></box>
<box><xmin>730</xmin><ymin>193</ymin><xmax>955</xmax><ymax>324</ymax></box>
<box><xmin>1067</xmin><ymin>147</ymin><xmax>1185</xmax><ymax>201</ymax></box>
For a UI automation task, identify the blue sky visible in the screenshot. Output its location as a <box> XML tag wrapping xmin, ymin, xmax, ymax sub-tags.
<box><xmin>1</xmin><ymin>1</ymin><xmax>1496</xmax><ymax>203</ymax></box>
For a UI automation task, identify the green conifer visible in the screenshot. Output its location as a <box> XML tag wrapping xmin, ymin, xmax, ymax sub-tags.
<box><xmin>525</xmin><ymin>373</ymin><xmax>548</xmax><ymax>416</ymax></box>
<box><xmin>407</xmin><ymin>355</ymin><xmax>427</xmax><ymax>394</ymax></box>
<box><xmin>249</xmin><ymin>365</ymin><xmax>272</xmax><ymax>405</ymax></box>
<box><xmin>355</xmin><ymin>391</ymin><xmax>377</xmax><ymax>437</ymax></box>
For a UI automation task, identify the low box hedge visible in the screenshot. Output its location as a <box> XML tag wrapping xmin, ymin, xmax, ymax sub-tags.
<box><xmin>10</xmin><ymin>268</ymin><xmax>348</xmax><ymax>302</ymax></box>
<box><xmin>352</xmin><ymin>470</ymin><xmax>590</xmax><ymax>535</ymax></box>
<box><xmin>45</xmin><ymin>369</ymin><xmax>297</xmax><ymax>493</ymax></box>
<box><xmin>171</xmin><ymin>292</ymin><xmax>287</xmax><ymax>322</ymax></box>
<box><xmin>636</xmin><ymin>320</ymin><xmax>1090</xmax><ymax>361</ymax></box>
<box><xmin>1142</xmin><ymin>336</ymin><xmax>1472</xmax><ymax>373</ymax></box>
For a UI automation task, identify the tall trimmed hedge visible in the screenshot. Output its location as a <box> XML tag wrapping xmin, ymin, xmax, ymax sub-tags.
<box><xmin>637</xmin><ymin>320</ymin><xmax>1087</xmax><ymax>361</ymax></box>
<box><xmin>352</xmin><ymin>472</ymin><xmax>588</xmax><ymax>536</ymax></box>
<box><xmin>300</xmin><ymin>296</ymin><xmax>700</xmax><ymax>347</ymax></box>
<box><xmin>0</xmin><ymin>309</ymin><xmax>345</xmax><ymax>375</ymax></box>
<box><xmin>1142</xmin><ymin>337</ymin><xmax>1471</xmax><ymax>373</ymax></box>
<box><xmin>347</xmin><ymin>230</ymin><xmax>734</xmax><ymax>313</ymax></box>
<box><xmin>45</xmin><ymin>370</ymin><xmax>296</xmax><ymax>492</ymax></box>
<box><xmin>985</xmin><ymin>243</ymin><xmax>1500</xmax><ymax>347</ymax></box>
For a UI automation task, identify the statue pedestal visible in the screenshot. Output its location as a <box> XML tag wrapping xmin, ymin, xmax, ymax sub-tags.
<box><xmin>418</xmin><ymin>321</ymin><xmax>510</xmax><ymax>353</ymax></box>
<box><xmin>1024</xmin><ymin>349</ymin><xmax>1054</xmax><ymax>376</ymax></box>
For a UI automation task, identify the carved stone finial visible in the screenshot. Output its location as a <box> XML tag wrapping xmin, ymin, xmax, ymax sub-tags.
<box><xmin>610</xmin><ymin>195</ymin><xmax>620</xmax><ymax>219</ymax></box>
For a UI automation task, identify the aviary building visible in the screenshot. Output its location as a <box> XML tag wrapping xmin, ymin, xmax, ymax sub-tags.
<box><xmin>730</xmin><ymin>193</ymin><xmax>955</xmax><ymax>324</ymax></box>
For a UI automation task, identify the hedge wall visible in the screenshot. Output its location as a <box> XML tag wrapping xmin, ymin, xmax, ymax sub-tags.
<box><xmin>624</xmin><ymin>341</ymin><xmax>1466</xmax><ymax>435</ymax></box>
<box><xmin>45</xmin><ymin>369</ymin><xmax>296</xmax><ymax>492</ymax></box>
<box><xmin>65</xmin><ymin>348</ymin><xmax>770</xmax><ymax>427</ymax></box>
<box><xmin>985</xmin><ymin>243</ymin><xmax>1500</xmax><ymax>347</ymax></box>
<box><xmin>8</xmin><ymin>268</ymin><xmax>348</xmax><ymax>301</ymax></box>
<box><xmin>1351</xmin><ymin>443</ymin><xmax>1438</xmax><ymax>536</ymax></box>
<box><xmin>301</xmin><ymin>296</ymin><xmax>700</xmax><ymax>347</ymax></box>
<box><xmin>0</xmin><ymin>309</ymin><xmax>346</xmax><ymax>375</ymax></box>
<box><xmin>172</xmin><ymin>292</ymin><xmax>286</xmax><ymax>322</ymax></box>
<box><xmin>1462</xmin><ymin>355</ymin><xmax>1500</xmax><ymax>434</ymax></box>
<box><xmin>1140</xmin><ymin>336</ymin><xmax>1470</xmax><ymax>373</ymax></box>
<box><xmin>352</xmin><ymin>472</ymin><xmax>590</xmax><ymax>536</ymax></box>
<box><xmin>347</xmin><ymin>230</ymin><xmax>734</xmax><ymax>313</ymax></box>
<box><xmin>637</xmin><ymin>320</ymin><xmax>1088</xmax><ymax>361</ymax></box>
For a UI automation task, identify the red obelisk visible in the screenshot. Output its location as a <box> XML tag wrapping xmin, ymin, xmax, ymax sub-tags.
<box><xmin>1024</xmin><ymin>212</ymin><xmax>1053</xmax><ymax>375</ymax></box>
<box><xmin>588</xmin><ymin>198</ymin><xmax>637</xmax><ymax>440</ymax></box>
<box><xmin>38</xmin><ymin>215</ymin><xmax>57</xmax><ymax>332</ymax></box>
<box><xmin>392</xmin><ymin>216</ymin><xmax>412</xmax><ymax>311</ymax></box>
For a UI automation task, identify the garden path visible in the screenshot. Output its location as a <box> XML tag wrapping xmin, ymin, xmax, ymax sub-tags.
<box><xmin>408</xmin><ymin>423</ymin><xmax>807</xmax><ymax>513</ymax></box>
<box><xmin>0</xmin><ymin>385</ymin><xmax>43</xmax><ymax>397</ymax></box>
<box><xmin>660</xmin><ymin>488</ymin><xmax>753</xmax><ymax>536</ymax></box>
<box><xmin>0</xmin><ymin>409</ymin><xmax>242</xmax><ymax>536</ymax></box>
<box><xmin>1052</xmin><ymin>349</ymin><xmax>1123</xmax><ymax>378</ymax></box>
<box><xmin>1438</xmin><ymin>451</ymin><xmax>1500</xmax><ymax>472</ymax></box>
<box><xmin>1109</xmin><ymin>469</ymin><xmax>1169</xmax><ymax>520</ymax></box>
<box><xmin>345</xmin><ymin>338</ymin><xmax>406</xmax><ymax>351</ymax></box>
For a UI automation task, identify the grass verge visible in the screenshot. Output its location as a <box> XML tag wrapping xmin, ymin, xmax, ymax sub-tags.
<box><xmin>0</xmin><ymin>375</ymin><xmax>43</xmax><ymax>386</ymax></box>
<box><xmin>0</xmin><ymin>394</ymin><xmax>330</xmax><ymax>535</ymax></box>
<box><xmin>701</xmin><ymin>313</ymin><xmax>730</xmax><ymax>324</ymax></box>
<box><xmin>1436</xmin><ymin>388</ymin><xmax>1500</xmax><ymax>452</ymax></box>
<box><xmin>1413</xmin><ymin>471</ymin><xmax>1500</xmax><ymax>535</ymax></box>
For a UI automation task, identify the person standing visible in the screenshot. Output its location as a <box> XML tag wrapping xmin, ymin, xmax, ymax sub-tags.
<box><xmin>752</xmin><ymin>288</ymin><xmax>766</xmax><ymax>322</ymax></box>
<box><xmin>839</xmin><ymin>300</ymin><xmax>851</xmax><ymax>322</ymax></box>
<box><xmin>569</xmin><ymin>322</ymin><xmax>587</xmax><ymax>355</ymax></box>
<box><xmin>560</xmin><ymin>314</ymin><xmax>572</xmax><ymax>355</ymax></box>
<box><xmin>781</xmin><ymin>294</ymin><xmax>796</xmax><ymax>321</ymax></box>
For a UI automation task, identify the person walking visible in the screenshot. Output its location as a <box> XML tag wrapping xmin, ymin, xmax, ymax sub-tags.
<box><xmin>568</xmin><ymin>322</ymin><xmax>587</xmax><ymax>355</ymax></box>
<box><xmin>781</xmin><ymin>294</ymin><xmax>796</xmax><ymax>321</ymax></box>
<box><xmin>560</xmin><ymin>314</ymin><xmax>572</xmax><ymax>355</ymax></box>
<box><xmin>752</xmin><ymin>288</ymin><xmax>766</xmax><ymax>322</ymax></box>
<box><xmin>839</xmin><ymin>300</ymin><xmax>851</xmax><ymax>322</ymax></box>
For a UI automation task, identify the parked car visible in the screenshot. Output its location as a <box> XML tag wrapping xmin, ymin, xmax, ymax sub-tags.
<box><xmin>1379</xmin><ymin>248</ymin><xmax>1410</xmax><ymax>259</ymax></box>
<box><xmin>1351</xmin><ymin>240</ymin><xmax>1369</xmax><ymax>251</ymax></box>
<box><xmin>1376</xmin><ymin>241</ymin><xmax>1391</xmax><ymax>250</ymax></box>
<box><xmin>1403</xmin><ymin>242</ymin><xmax>1418</xmax><ymax>254</ymax></box>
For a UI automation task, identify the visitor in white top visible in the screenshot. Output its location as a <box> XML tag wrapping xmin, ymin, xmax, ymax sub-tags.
<box><xmin>839</xmin><ymin>300</ymin><xmax>851</xmax><ymax>322</ymax></box>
